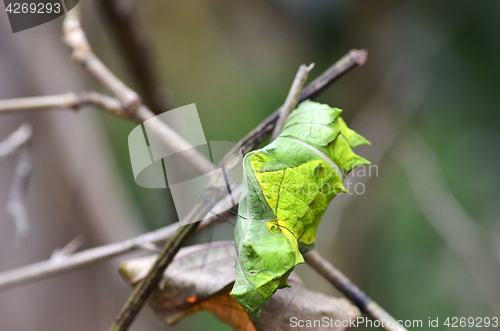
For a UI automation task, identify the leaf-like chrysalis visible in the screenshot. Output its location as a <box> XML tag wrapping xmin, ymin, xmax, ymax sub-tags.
<box><xmin>230</xmin><ymin>100</ymin><xmax>371</xmax><ymax>319</ymax></box>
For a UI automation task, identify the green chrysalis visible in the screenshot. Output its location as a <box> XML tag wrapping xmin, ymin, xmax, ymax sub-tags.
<box><xmin>230</xmin><ymin>100</ymin><xmax>371</xmax><ymax>319</ymax></box>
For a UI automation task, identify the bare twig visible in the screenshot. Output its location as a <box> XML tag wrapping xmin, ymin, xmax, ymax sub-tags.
<box><xmin>50</xmin><ymin>236</ymin><xmax>86</xmax><ymax>262</ymax></box>
<box><xmin>271</xmin><ymin>63</ymin><xmax>314</xmax><ymax>141</ymax></box>
<box><xmin>96</xmin><ymin>0</ymin><xmax>172</xmax><ymax>114</ymax></box>
<box><xmin>6</xmin><ymin>146</ymin><xmax>32</xmax><ymax>240</ymax></box>
<box><xmin>0</xmin><ymin>123</ymin><xmax>32</xmax><ymax>158</ymax></box>
<box><xmin>304</xmin><ymin>250</ymin><xmax>407</xmax><ymax>331</ymax></box>
<box><xmin>0</xmin><ymin>225</ymin><xmax>177</xmax><ymax>292</ymax></box>
<box><xmin>220</xmin><ymin>49</ymin><xmax>368</xmax><ymax>165</ymax></box>
<box><xmin>0</xmin><ymin>210</ymin><xmax>230</xmax><ymax>292</ymax></box>
<box><xmin>395</xmin><ymin>133</ymin><xmax>500</xmax><ymax>316</ymax></box>
<box><xmin>0</xmin><ymin>93</ymin><xmax>214</xmax><ymax>175</ymax></box>
<box><xmin>0</xmin><ymin>124</ymin><xmax>34</xmax><ymax>239</ymax></box>
<box><xmin>0</xmin><ymin>92</ymin><xmax>123</xmax><ymax>115</ymax></box>
<box><xmin>0</xmin><ymin>11</ymin><xmax>213</xmax><ymax>179</ymax></box>
<box><xmin>302</xmin><ymin>49</ymin><xmax>367</xmax><ymax>100</ymax></box>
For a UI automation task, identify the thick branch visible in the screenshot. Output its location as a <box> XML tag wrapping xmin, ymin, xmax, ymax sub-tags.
<box><xmin>108</xmin><ymin>175</ymin><xmax>232</xmax><ymax>330</ymax></box>
<box><xmin>109</xmin><ymin>222</ymin><xmax>198</xmax><ymax>331</ymax></box>
<box><xmin>304</xmin><ymin>250</ymin><xmax>407</xmax><ymax>331</ymax></box>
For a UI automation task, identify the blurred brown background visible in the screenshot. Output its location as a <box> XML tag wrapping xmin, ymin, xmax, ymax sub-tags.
<box><xmin>1</xmin><ymin>0</ymin><xmax>499</xmax><ymax>330</ymax></box>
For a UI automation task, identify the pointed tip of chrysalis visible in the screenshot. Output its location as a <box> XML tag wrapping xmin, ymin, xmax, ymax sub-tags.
<box><xmin>336</xmin><ymin>117</ymin><xmax>371</xmax><ymax>148</ymax></box>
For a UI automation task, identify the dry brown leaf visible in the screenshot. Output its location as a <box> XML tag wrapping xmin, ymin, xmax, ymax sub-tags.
<box><xmin>198</xmin><ymin>292</ymin><xmax>257</xmax><ymax>331</ymax></box>
<box><xmin>120</xmin><ymin>241</ymin><xmax>360</xmax><ymax>331</ymax></box>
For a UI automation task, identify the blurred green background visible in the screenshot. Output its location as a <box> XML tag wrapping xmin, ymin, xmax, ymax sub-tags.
<box><xmin>1</xmin><ymin>0</ymin><xmax>499</xmax><ymax>330</ymax></box>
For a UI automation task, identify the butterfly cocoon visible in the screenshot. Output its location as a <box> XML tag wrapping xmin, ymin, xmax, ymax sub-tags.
<box><xmin>231</xmin><ymin>100</ymin><xmax>370</xmax><ymax>319</ymax></box>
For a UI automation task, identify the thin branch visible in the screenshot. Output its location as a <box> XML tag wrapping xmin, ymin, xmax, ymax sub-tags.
<box><xmin>0</xmin><ymin>92</ymin><xmax>124</xmax><ymax>115</ymax></box>
<box><xmin>304</xmin><ymin>250</ymin><xmax>407</xmax><ymax>331</ymax></box>
<box><xmin>0</xmin><ymin>92</ymin><xmax>214</xmax><ymax>175</ymax></box>
<box><xmin>0</xmin><ymin>123</ymin><xmax>32</xmax><ymax>158</ymax></box>
<box><xmin>303</xmin><ymin>49</ymin><xmax>367</xmax><ymax>100</ymax></box>
<box><xmin>220</xmin><ymin>49</ymin><xmax>368</xmax><ymax>165</ymax></box>
<box><xmin>0</xmin><ymin>124</ymin><xmax>34</xmax><ymax>239</ymax></box>
<box><xmin>6</xmin><ymin>146</ymin><xmax>33</xmax><ymax>240</ymax></box>
<box><xmin>62</xmin><ymin>9</ymin><xmax>214</xmax><ymax>175</ymax></box>
<box><xmin>63</xmin><ymin>9</ymin><xmax>141</xmax><ymax>114</ymax></box>
<box><xmin>0</xmin><ymin>224</ymin><xmax>177</xmax><ymax>292</ymax></box>
<box><xmin>96</xmin><ymin>0</ymin><xmax>172</xmax><ymax>114</ymax></box>
<box><xmin>50</xmin><ymin>236</ymin><xmax>85</xmax><ymax>262</ymax></box>
<box><xmin>0</xmin><ymin>210</ymin><xmax>230</xmax><ymax>292</ymax></box>
<box><xmin>271</xmin><ymin>63</ymin><xmax>314</xmax><ymax>141</ymax></box>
